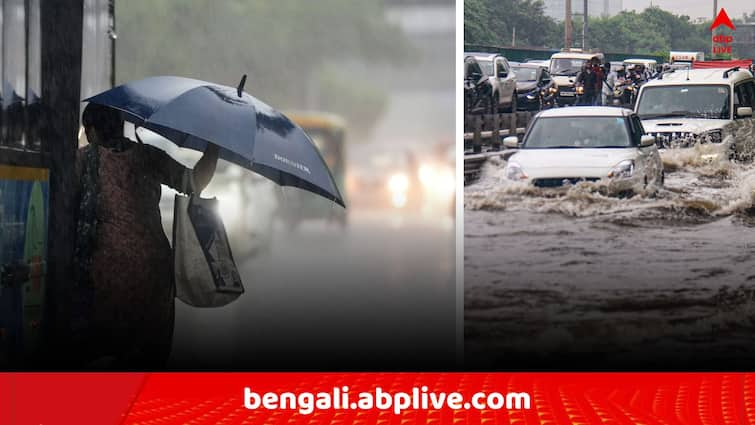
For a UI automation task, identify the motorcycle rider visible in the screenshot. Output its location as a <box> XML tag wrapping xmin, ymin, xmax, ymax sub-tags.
<box><xmin>603</xmin><ymin>65</ymin><xmax>620</xmax><ymax>106</ymax></box>
<box><xmin>592</xmin><ymin>60</ymin><xmax>605</xmax><ymax>106</ymax></box>
<box><xmin>575</xmin><ymin>63</ymin><xmax>597</xmax><ymax>106</ymax></box>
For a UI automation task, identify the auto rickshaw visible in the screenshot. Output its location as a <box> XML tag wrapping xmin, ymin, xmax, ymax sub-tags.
<box><xmin>283</xmin><ymin>111</ymin><xmax>347</xmax><ymax>227</ymax></box>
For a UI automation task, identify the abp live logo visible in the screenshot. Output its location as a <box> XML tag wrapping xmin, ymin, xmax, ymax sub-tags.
<box><xmin>710</xmin><ymin>8</ymin><xmax>735</xmax><ymax>55</ymax></box>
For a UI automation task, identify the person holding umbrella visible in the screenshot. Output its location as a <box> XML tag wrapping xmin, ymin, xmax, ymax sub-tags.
<box><xmin>74</xmin><ymin>103</ymin><xmax>219</xmax><ymax>368</ymax></box>
<box><xmin>73</xmin><ymin>75</ymin><xmax>344</xmax><ymax>367</ymax></box>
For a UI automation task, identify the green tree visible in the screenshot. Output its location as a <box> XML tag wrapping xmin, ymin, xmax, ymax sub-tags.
<box><xmin>464</xmin><ymin>0</ymin><xmax>560</xmax><ymax>48</ymax></box>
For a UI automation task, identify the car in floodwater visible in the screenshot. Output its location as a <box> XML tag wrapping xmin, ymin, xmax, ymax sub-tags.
<box><xmin>635</xmin><ymin>67</ymin><xmax>755</xmax><ymax>161</ymax></box>
<box><xmin>511</xmin><ymin>63</ymin><xmax>556</xmax><ymax>111</ymax></box>
<box><xmin>503</xmin><ymin>107</ymin><xmax>663</xmax><ymax>192</ymax></box>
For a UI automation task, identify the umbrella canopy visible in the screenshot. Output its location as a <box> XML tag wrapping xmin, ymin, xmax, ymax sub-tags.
<box><xmin>84</xmin><ymin>76</ymin><xmax>344</xmax><ymax>207</ymax></box>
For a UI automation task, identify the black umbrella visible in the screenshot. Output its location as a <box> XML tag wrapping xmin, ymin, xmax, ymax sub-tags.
<box><xmin>84</xmin><ymin>75</ymin><xmax>344</xmax><ymax>207</ymax></box>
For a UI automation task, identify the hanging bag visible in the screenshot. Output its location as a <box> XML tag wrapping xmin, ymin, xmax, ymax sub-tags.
<box><xmin>173</xmin><ymin>191</ymin><xmax>244</xmax><ymax>307</ymax></box>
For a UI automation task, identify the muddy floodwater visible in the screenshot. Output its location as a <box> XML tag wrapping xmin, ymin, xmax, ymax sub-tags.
<box><xmin>465</xmin><ymin>146</ymin><xmax>755</xmax><ymax>369</ymax></box>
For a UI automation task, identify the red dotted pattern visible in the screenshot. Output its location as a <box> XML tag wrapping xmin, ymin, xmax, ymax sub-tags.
<box><xmin>120</xmin><ymin>373</ymin><xmax>752</xmax><ymax>425</ymax></box>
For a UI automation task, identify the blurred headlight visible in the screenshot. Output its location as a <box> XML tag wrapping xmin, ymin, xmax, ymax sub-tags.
<box><xmin>419</xmin><ymin>163</ymin><xmax>454</xmax><ymax>200</ymax></box>
<box><xmin>388</xmin><ymin>173</ymin><xmax>409</xmax><ymax>193</ymax></box>
<box><xmin>505</xmin><ymin>161</ymin><xmax>527</xmax><ymax>181</ymax></box>
<box><xmin>608</xmin><ymin>160</ymin><xmax>634</xmax><ymax>178</ymax></box>
<box><xmin>214</xmin><ymin>182</ymin><xmax>242</xmax><ymax>227</ymax></box>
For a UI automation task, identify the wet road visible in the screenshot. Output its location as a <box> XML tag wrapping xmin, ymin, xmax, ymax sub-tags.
<box><xmin>465</xmin><ymin>148</ymin><xmax>755</xmax><ymax>369</ymax></box>
<box><xmin>168</xmin><ymin>207</ymin><xmax>456</xmax><ymax>369</ymax></box>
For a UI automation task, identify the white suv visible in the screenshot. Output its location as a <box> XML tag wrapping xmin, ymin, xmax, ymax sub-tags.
<box><xmin>634</xmin><ymin>67</ymin><xmax>755</xmax><ymax>161</ymax></box>
<box><xmin>465</xmin><ymin>53</ymin><xmax>518</xmax><ymax>113</ymax></box>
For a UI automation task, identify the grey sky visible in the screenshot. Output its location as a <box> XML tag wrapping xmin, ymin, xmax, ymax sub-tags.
<box><xmin>623</xmin><ymin>0</ymin><xmax>753</xmax><ymax>21</ymax></box>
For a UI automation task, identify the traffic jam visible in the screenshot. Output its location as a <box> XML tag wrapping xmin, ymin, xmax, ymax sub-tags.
<box><xmin>465</xmin><ymin>48</ymin><xmax>755</xmax><ymax>194</ymax></box>
<box><xmin>464</xmin><ymin>17</ymin><xmax>755</xmax><ymax>366</ymax></box>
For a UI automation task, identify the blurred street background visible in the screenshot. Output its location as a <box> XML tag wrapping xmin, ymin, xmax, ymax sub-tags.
<box><xmin>115</xmin><ymin>0</ymin><xmax>456</xmax><ymax>368</ymax></box>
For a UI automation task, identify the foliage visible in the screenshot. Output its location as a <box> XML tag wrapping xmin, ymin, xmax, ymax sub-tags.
<box><xmin>464</xmin><ymin>0</ymin><xmax>560</xmax><ymax>48</ymax></box>
<box><xmin>465</xmin><ymin>2</ymin><xmax>755</xmax><ymax>59</ymax></box>
<box><xmin>587</xmin><ymin>8</ymin><xmax>710</xmax><ymax>55</ymax></box>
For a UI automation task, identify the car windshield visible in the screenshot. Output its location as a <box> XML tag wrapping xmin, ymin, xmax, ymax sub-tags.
<box><xmin>636</xmin><ymin>85</ymin><xmax>730</xmax><ymax>119</ymax></box>
<box><xmin>550</xmin><ymin>58</ymin><xmax>586</xmax><ymax>76</ymax></box>
<box><xmin>512</xmin><ymin>67</ymin><xmax>538</xmax><ymax>81</ymax></box>
<box><xmin>465</xmin><ymin>58</ymin><xmax>483</xmax><ymax>79</ymax></box>
<box><xmin>523</xmin><ymin>116</ymin><xmax>632</xmax><ymax>149</ymax></box>
<box><xmin>476</xmin><ymin>59</ymin><xmax>493</xmax><ymax>76</ymax></box>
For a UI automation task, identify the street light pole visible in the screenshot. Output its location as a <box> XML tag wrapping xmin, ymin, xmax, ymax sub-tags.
<box><xmin>583</xmin><ymin>0</ymin><xmax>588</xmax><ymax>50</ymax></box>
<box><xmin>565</xmin><ymin>0</ymin><xmax>573</xmax><ymax>49</ymax></box>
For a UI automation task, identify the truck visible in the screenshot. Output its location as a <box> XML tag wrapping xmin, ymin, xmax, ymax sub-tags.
<box><xmin>669</xmin><ymin>51</ymin><xmax>705</xmax><ymax>65</ymax></box>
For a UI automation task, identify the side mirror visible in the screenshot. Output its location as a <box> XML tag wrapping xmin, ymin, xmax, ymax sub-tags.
<box><xmin>736</xmin><ymin>106</ymin><xmax>753</xmax><ymax>118</ymax></box>
<box><xmin>640</xmin><ymin>135</ymin><xmax>656</xmax><ymax>147</ymax></box>
<box><xmin>503</xmin><ymin>136</ymin><xmax>519</xmax><ymax>149</ymax></box>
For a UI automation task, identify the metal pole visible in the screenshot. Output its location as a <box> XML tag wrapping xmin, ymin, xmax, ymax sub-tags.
<box><xmin>512</xmin><ymin>26</ymin><xmax>516</xmax><ymax>47</ymax></box>
<box><xmin>110</xmin><ymin>0</ymin><xmax>116</xmax><ymax>87</ymax></box>
<box><xmin>583</xmin><ymin>0</ymin><xmax>588</xmax><ymax>50</ymax></box>
<box><xmin>41</xmin><ymin>0</ymin><xmax>85</xmax><ymax>367</ymax></box>
<box><xmin>565</xmin><ymin>0</ymin><xmax>572</xmax><ymax>49</ymax></box>
<box><xmin>712</xmin><ymin>0</ymin><xmax>718</xmax><ymax>57</ymax></box>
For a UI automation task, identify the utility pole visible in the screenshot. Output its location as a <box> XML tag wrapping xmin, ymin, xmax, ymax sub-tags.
<box><xmin>583</xmin><ymin>0</ymin><xmax>588</xmax><ymax>50</ymax></box>
<box><xmin>41</xmin><ymin>0</ymin><xmax>84</xmax><ymax>366</ymax></box>
<box><xmin>712</xmin><ymin>0</ymin><xmax>718</xmax><ymax>57</ymax></box>
<box><xmin>565</xmin><ymin>0</ymin><xmax>573</xmax><ymax>49</ymax></box>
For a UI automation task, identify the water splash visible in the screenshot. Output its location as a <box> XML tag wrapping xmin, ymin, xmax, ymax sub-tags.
<box><xmin>465</xmin><ymin>146</ymin><xmax>755</xmax><ymax>222</ymax></box>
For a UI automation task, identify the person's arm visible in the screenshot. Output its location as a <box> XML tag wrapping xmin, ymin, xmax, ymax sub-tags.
<box><xmin>192</xmin><ymin>144</ymin><xmax>219</xmax><ymax>193</ymax></box>
<box><xmin>141</xmin><ymin>143</ymin><xmax>218</xmax><ymax>195</ymax></box>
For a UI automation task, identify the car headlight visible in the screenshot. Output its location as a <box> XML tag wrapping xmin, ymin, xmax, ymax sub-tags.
<box><xmin>701</xmin><ymin>129</ymin><xmax>723</xmax><ymax>144</ymax></box>
<box><xmin>388</xmin><ymin>173</ymin><xmax>409</xmax><ymax>193</ymax></box>
<box><xmin>607</xmin><ymin>160</ymin><xmax>635</xmax><ymax>179</ymax></box>
<box><xmin>214</xmin><ymin>183</ymin><xmax>243</xmax><ymax>227</ymax></box>
<box><xmin>387</xmin><ymin>173</ymin><xmax>409</xmax><ymax>209</ymax></box>
<box><xmin>505</xmin><ymin>161</ymin><xmax>527</xmax><ymax>181</ymax></box>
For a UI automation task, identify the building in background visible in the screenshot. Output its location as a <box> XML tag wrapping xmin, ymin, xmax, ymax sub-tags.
<box><xmin>543</xmin><ymin>0</ymin><xmax>623</xmax><ymax>22</ymax></box>
<box><xmin>732</xmin><ymin>23</ymin><xmax>755</xmax><ymax>60</ymax></box>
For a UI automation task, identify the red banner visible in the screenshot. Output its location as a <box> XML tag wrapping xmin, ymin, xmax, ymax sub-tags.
<box><xmin>693</xmin><ymin>60</ymin><xmax>753</xmax><ymax>69</ymax></box>
<box><xmin>1</xmin><ymin>373</ymin><xmax>754</xmax><ymax>424</ymax></box>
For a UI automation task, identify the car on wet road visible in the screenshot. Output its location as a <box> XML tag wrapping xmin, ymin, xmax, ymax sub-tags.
<box><xmin>636</xmin><ymin>67</ymin><xmax>755</xmax><ymax>161</ymax></box>
<box><xmin>464</xmin><ymin>52</ymin><xmax>518</xmax><ymax>113</ymax></box>
<box><xmin>549</xmin><ymin>50</ymin><xmax>604</xmax><ymax>106</ymax></box>
<box><xmin>512</xmin><ymin>63</ymin><xmax>556</xmax><ymax>111</ymax></box>
<box><xmin>503</xmin><ymin>107</ymin><xmax>663</xmax><ymax>192</ymax></box>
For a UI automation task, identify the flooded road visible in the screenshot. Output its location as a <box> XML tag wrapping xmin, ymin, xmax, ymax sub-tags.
<box><xmin>465</xmin><ymin>148</ymin><xmax>755</xmax><ymax>369</ymax></box>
